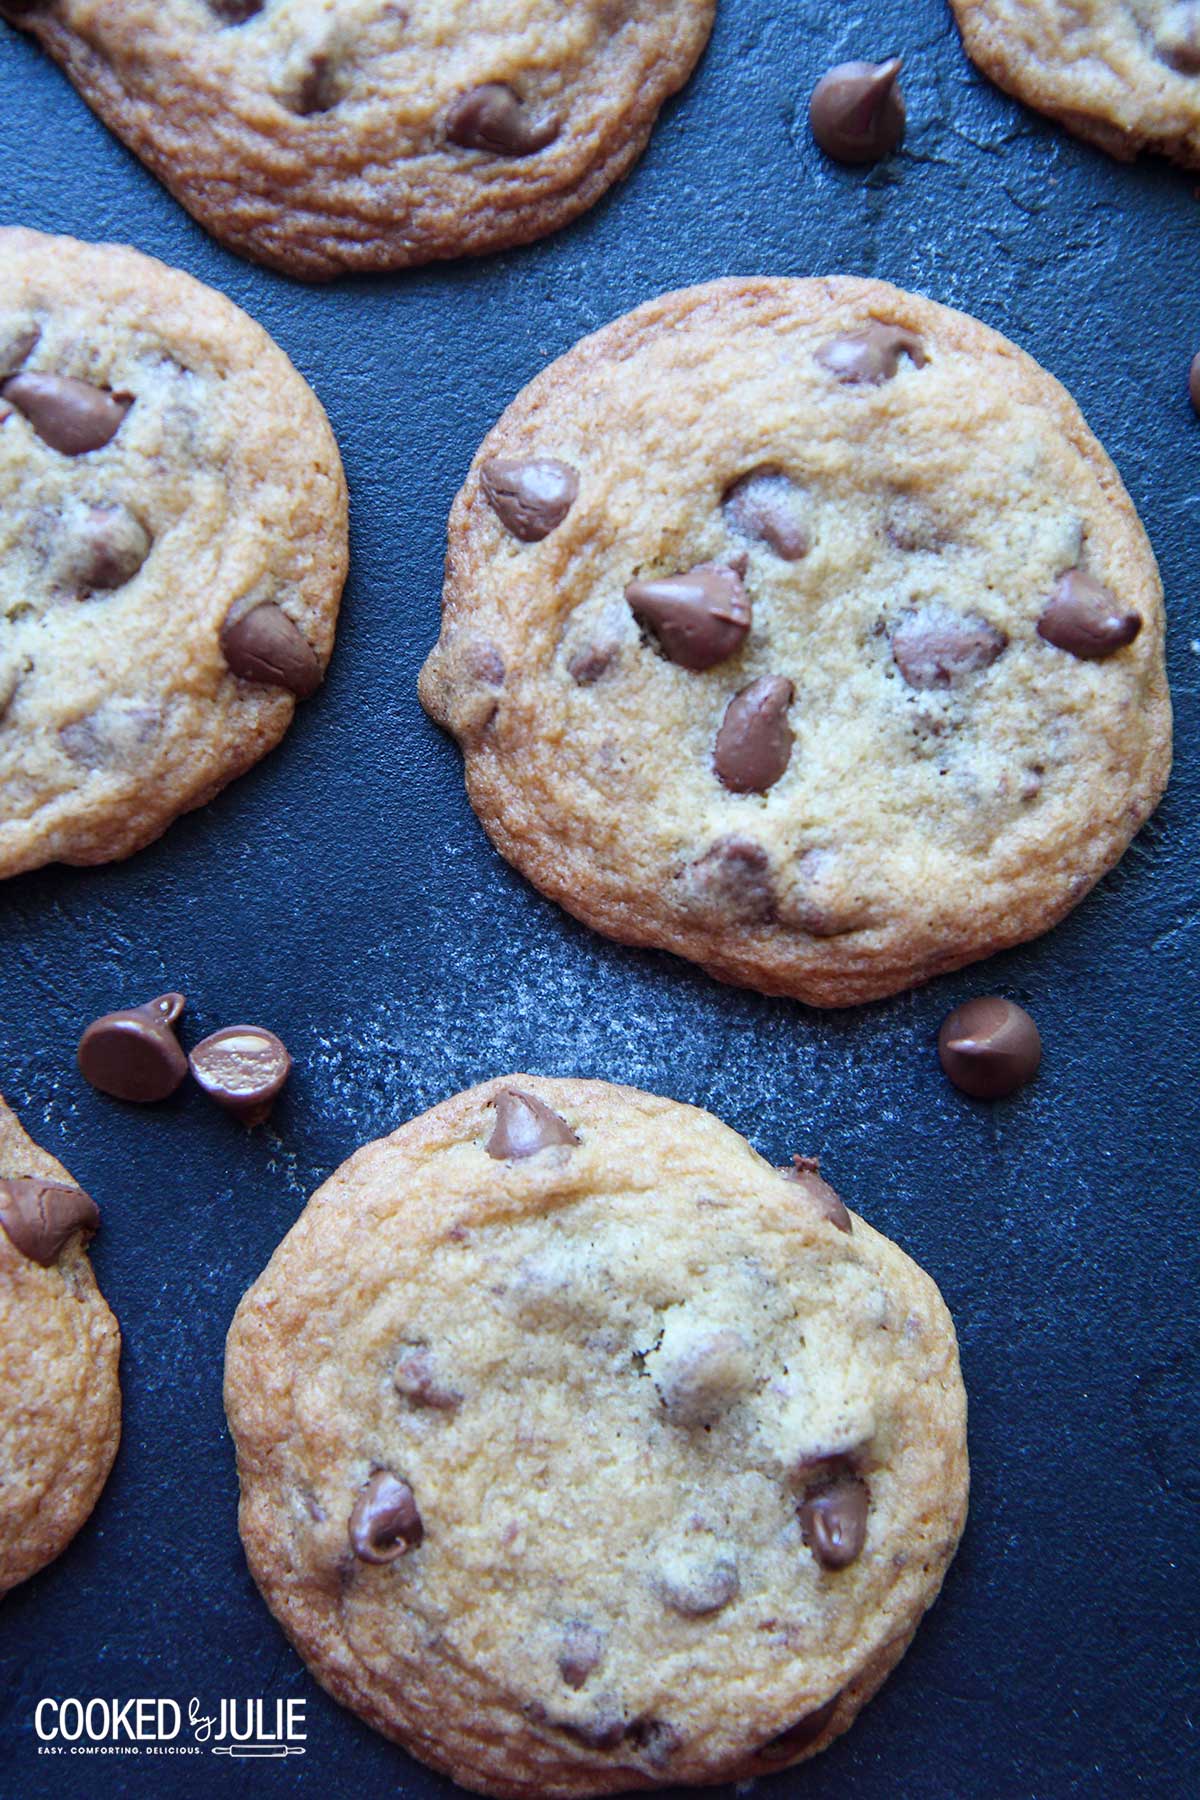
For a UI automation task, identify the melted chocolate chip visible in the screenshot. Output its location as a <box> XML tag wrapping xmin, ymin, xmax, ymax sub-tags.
<box><xmin>714</xmin><ymin>675</ymin><xmax>794</xmax><ymax>792</ymax></box>
<box><xmin>1037</xmin><ymin>570</ymin><xmax>1141</xmax><ymax>660</ymax></box>
<box><xmin>189</xmin><ymin>1025</ymin><xmax>291</xmax><ymax>1125</ymax></box>
<box><xmin>810</xmin><ymin>58</ymin><xmax>905</xmax><ymax>162</ymax></box>
<box><xmin>2</xmin><ymin>372</ymin><xmax>132</xmax><ymax>455</ymax></box>
<box><xmin>626</xmin><ymin>562</ymin><xmax>751</xmax><ymax>670</ymax></box>
<box><xmin>78</xmin><ymin>992</ymin><xmax>188</xmax><ymax>1103</ymax></box>
<box><xmin>0</xmin><ymin>1177</ymin><xmax>100</xmax><ymax>1265</ymax></box>
<box><xmin>481</xmin><ymin>457</ymin><xmax>578</xmax><ymax>541</ymax></box>
<box><xmin>816</xmin><ymin>322</ymin><xmax>926</xmax><ymax>385</ymax></box>
<box><xmin>892</xmin><ymin>609</ymin><xmax>1007</xmax><ymax>688</ymax></box>
<box><xmin>558</xmin><ymin>1621</ymin><xmax>604</xmax><ymax>1689</ymax></box>
<box><xmin>486</xmin><ymin>1089</ymin><xmax>578</xmax><ymax>1159</ymax></box>
<box><xmin>722</xmin><ymin>468</ymin><xmax>809</xmax><ymax>560</ymax></box>
<box><xmin>394</xmin><ymin>1344</ymin><xmax>462</xmax><ymax>1412</ymax></box>
<box><xmin>758</xmin><ymin>1694</ymin><xmax>840</xmax><ymax>1761</ymax></box>
<box><xmin>348</xmin><ymin>1470</ymin><xmax>423</xmax><ymax>1563</ymax></box>
<box><xmin>446</xmin><ymin>84</ymin><xmax>559</xmax><ymax>155</ymax></box>
<box><xmin>220</xmin><ymin>602</ymin><xmax>322</xmax><ymax>697</ymax></box>
<box><xmin>680</xmin><ymin>837</ymin><xmax>775</xmax><ymax>924</ymax></box>
<box><xmin>56</xmin><ymin>503</ymin><xmax>151</xmax><ymax>592</ymax></box>
<box><xmin>938</xmin><ymin>996</ymin><xmax>1042</xmax><ymax>1099</ymax></box>
<box><xmin>799</xmin><ymin>1477</ymin><xmax>870</xmax><ymax>1569</ymax></box>
<box><xmin>782</xmin><ymin>1155</ymin><xmax>852</xmax><ymax>1233</ymax></box>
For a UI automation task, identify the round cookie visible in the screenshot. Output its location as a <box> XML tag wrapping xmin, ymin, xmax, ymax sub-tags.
<box><xmin>225</xmin><ymin>1076</ymin><xmax>968</xmax><ymax>1797</ymax></box>
<box><xmin>419</xmin><ymin>277</ymin><xmax>1171</xmax><ymax>1009</ymax></box>
<box><xmin>0</xmin><ymin>228</ymin><xmax>347</xmax><ymax>880</ymax></box>
<box><xmin>0</xmin><ymin>1091</ymin><xmax>121</xmax><ymax>1594</ymax></box>
<box><xmin>0</xmin><ymin>3</ymin><xmax>717</xmax><ymax>281</ymax></box>
<box><xmin>950</xmin><ymin>1</ymin><xmax>1200</xmax><ymax>167</ymax></box>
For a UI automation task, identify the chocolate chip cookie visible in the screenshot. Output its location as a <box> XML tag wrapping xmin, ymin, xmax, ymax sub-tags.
<box><xmin>0</xmin><ymin>228</ymin><xmax>347</xmax><ymax>880</ymax></box>
<box><xmin>225</xmin><ymin>1076</ymin><xmax>968</xmax><ymax>1796</ymax></box>
<box><xmin>0</xmin><ymin>1091</ymin><xmax>120</xmax><ymax>1594</ymax></box>
<box><xmin>419</xmin><ymin>277</ymin><xmax>1171</xmax><ymax>1008</ymax></box>
<box><xmin>951</xmin><ymin>1</ymin><xmax>1200</xmax><ymax>166</ymax></box>
<box><xmin>1</xmin><ymin>4</ymin><xmax>716</xmax><ymax>280</ymax></box>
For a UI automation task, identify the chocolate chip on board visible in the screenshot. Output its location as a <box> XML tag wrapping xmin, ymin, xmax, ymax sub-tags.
<box><xmin>0</xmin><ymin>1176</ymin><xmax>100</xmax><ymax>1265</ymax></box>
<box><xmin>188</xmin><ymin>1025</ymin><xmax>291</xmax><ymax>1125</ymax></box>
<box><xmin>937</xmin><ymin>995</ymin><xmax>1042</xmax><ymax>1099</ymax></box>
<box><xmin>809</xmin><ymin>58</ymin><xmax>905</xmax><ymax>163</ymax></box>
<box><xmin>77</xmin><ymin>992</ymin><xmax>188</xmax><ymax>1103</ymax></box>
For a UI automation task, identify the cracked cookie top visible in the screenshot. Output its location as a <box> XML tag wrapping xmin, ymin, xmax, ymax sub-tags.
<box><xmin>419</xmin><ymin>276</ymin><xmax>1170</xmax><ymax>1008</ymax></box>
<box><xmin>225</xmin><ymin>1075</ymin><xmax>968</xmax><ymax>1799</ymax></box>
<box><xmin>0</xmin><ymin>228</ymin><xmax>347</xmax><ymax>879</ymax></box>
<box><xmin>2</xmin><ymin>2</ymin><xmax>716</xmax><ymax>278</ymax></box>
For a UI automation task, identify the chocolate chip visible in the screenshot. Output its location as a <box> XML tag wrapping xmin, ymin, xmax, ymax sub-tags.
<box><xmin>679</xmin><ymin>837</ymin><xmax>775</xmax><ymax>924</ymax></box>
<box><xmin>557</xmin><ymin>1713</ymin><xmax>627</xmax><ymax>1752</ymax></box>
<box><xmin>59</xmin><ymin>700</ymin><xmax>162</xmax><ymax>769</ymax></box>
<box><xmin>657</xmin><ymin>1552</ymin><xmax>740</xmax><ymax>1618</ymax></box>
<box><xmin>55</xmin><ymin>502</ymin><xmax>151</xmax><ymax>593</ymax></box>
<box><xmin>938</xmin><ymin>996</ymin><xmax>1042</xmax><ymax>1099</ymax></box>
<box><xmin>816</xmin><ymin>321</ymin><xmax>926</xmax><ymax>385</ymax></box>
<box><xmin>466</xmin><ymin>640</ymin><xmax>505</xmax><ymax>685</ymax></box>
<box><xmin>558</xmin><ymin>1622</ymin><xmax>604</xmax><ymax>1689</ymax></box>
<box><xmin>0</xmin><ymin>660</ymin><xmax>21</xmax><ymax>722</ymax></box>
<box><xmin>210</xmin><ymin>0</ymin><xmax>264</xmax><ymax>18</ymax></box>
<box><xmin>188</xmin><ymin>1025</ymin><xmax>291</xmax><ymax>1125</ymax></box>
<box><xmin>220</xmin><ymin>602</ymin><xmax>322</xmax><ymax>697</ymax></box>
<box><xmin>625</xmin><ymin>1719</ymin><xmax>682</xmax><ymax>1766</ymax></box>
<box><xmin>348</xmin><ymin>1470</ymin><xmax>423</xmax><ymax>1563</ymax></box>
<box><xmin>446</xmin><ymin>84</ymin><xmax>559</xmax><ymax>155</ymax></box>
<box><xmin>758</xmin><ymin>1694</ymin><xmax>840</xmax><ymax>1761</ymax></box>
<box><xmin>1157</xmin><ymin>6</ymin><xmax>1200</xmax><ymax>72</ymax></box>
<box><xmin>568</xmin><ymin>643</ymin><xmax>617</xmax><ymax>686</ymax></box>
<box><xmin>626</xmin><ymin>562</ymin><xmax>751</xmax><ymax>671</ymax></box>
<box><xmin>0</xmin><ymin>1178</ymin><xmax>100</xmax><ymax>1266</ymax></box>
<box><xmin>714</xmin><ymin>675</ymin><xmax>794</xmax><ymax>792</ymax></box>
<box><xmin>652</xmin><ymin>1328</ymin><xmax>753</xmax><ymax>1425</ymax></box>
<box><xmin>78</xmin><ymin>992</ymin><xmax>188</xmax><ymax>1104</ymax></box>
<box><xmin>799</xmin><ymin>1477</ymin><xmax>870</xmax><ymax>1570</ymax></box>
<box><xmin>486</xmin><ymin>1089</ymin><xmax>579</xmax><ymax>1159</ymax></box>
<box><xmin>722</xmin><ymin>468</ymin><xmax>809</xmax><ymax>560</ymax></box>
<box><xmin>0</xmin><ymin>321</ymin><xmax>39</xmax><ymax>380</ymax></box>
<box><xmin>809</xmin><ymin>58</ymin><xmax>905</xmax><ymax>163</ymax></box>
<box><xmin>481</xmin><ymin>457</ymin><xmax>578</xmax><ymax>541</ymax></box>
<box><xmin>1036</xmin><ymin>570</ymin><xmax>1141</xmax><ymax>660</ymax></box>
<box><xmin>2</xmin><ymin>372</ymin><xmax>132</xmax><ymax>455</ymax></box>
<box><xmin>1190</xmin><ymin>351</ymin><xmax>1200</xmax><ymax>417</ymax></box>
<box><xmin>292</xmin><ymin>52</ymin><xmax>341</xmax><ymax>114</ymax></box>
<box><xmin>394</xmin><ymin>1344</ymin><xmax>462</xmax><ymax>1412</ymax></box>
<box><xmin>782</xmin><ymin>1156</ymin><xmax>852</xmax><ymax>1233</ymax></box>
<box><xmin>892</xmin><ymin>608</ymin><xmax>1007</xmax><ymax>688</ymax></box>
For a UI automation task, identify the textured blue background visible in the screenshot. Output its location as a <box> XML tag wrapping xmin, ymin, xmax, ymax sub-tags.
<box><xmin>0</xmin><ymin>3</ymin><xmax>1197</xmax><ymax>1796</ymax></box>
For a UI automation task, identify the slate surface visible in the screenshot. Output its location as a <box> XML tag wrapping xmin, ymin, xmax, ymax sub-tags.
<box><xmin>0</xmin><ymin>3</ymin><xmax>1197</xmax><ymax>1797</ymax></box>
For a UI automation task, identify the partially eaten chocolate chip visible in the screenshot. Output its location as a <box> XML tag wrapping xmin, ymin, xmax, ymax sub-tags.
<box><xmin>2</xmin><ymin>372</ymin><xmax>132</xmax><ymax>455</ymax></box>
<box><xmin>348</xmin><ymin>1470</ymin><xmax>424</xmax><ymax>1563</ymax></box>
<box><xmin>626</xmin><ymin>562</ymin><xmax>751</xmax><ymax>670</ymax></box>
<box><xmin>891</xmin><ymin>608</ymin><xmax>1007</xmax><ymax>688</ymax></box>
<box><xmin>0</xmin><ymin>1177</ymin><xmax>100</xmax><ymax>1266</ymax></box>
<box><xmin>816</xmin><ymin>322</ymin><xmax>926</xmax><ymax>385</ymax></box>
<box><xmin>1036</xmin><ymin>569</ymin><xmax>1141</xmax><ymax>660</ymax></box>
<box><xmin>722</xmin><ymin>468</ymin><xmax>809</xmax><ymax>560</ymax></box>
<box><xmin>189</xmin><ymin>1025</ymin><xmax>291</xmax><ymax>1125</ymax></box>
<box><xmin>799</xmin><ymin>1476</ymin><xmax>870</xmax><ymax>1569</ymax></box>
<box><xmin>486</xmin><ymin>1089</ymin><xmax>578</xmax><ymax>1160</ymax></box>
<box><xmin>714</xmin><ymin>675</ymin><xmax>794</xmax><ymax>792</ymax></box>
<box><xmin>481</xmin><ymin>457</ymin><xmax>578</xmax><ymax>541</ymax></box>
<box><xmin>446</xmin><ymin>84</ymin><xmax>559</xmax><ymax>155</ymax></box>
<box><xmin>221</xmin><ymin>601</ymin><xmax>323</xmax><ymax>697</ymax></box>
<box><xmin>77</xmin><ymin>992</ymin><xmax>188</xmax><ymax>1103</ymax></box>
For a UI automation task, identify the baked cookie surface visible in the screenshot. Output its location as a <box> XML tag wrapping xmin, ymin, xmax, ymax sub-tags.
<box><xmin>950</xmin><ymin>0</ymin><xmax>1200</xmax><ymax>166</ymax></box>
<box><xmin>0</xmin><ymin>228</ymin><xmax>347</xmax><ymax>880</ymax></box>
<box><xmin>225</xmin><ymin>1076</ymin><xmax>968</xmax><ymax>1798</ymax></box>
<box><xmin>0</xmin><ymin>1092</ymin><xmax>121</xmax><ymax>1595</ymax></box>
<box><xmin>0</xmin><ymin>3</ymin><xmax>716</xmax><ymax>280</ymax></box>
<box><xmin>419</xmin><ymin>277</ymin><xmax>1171</xmax><ymax>1008</ymax></box>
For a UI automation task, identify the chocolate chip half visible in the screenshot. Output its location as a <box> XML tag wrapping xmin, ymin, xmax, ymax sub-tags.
<box><xmin>722</xmin><ymin>468</ymin><xmax>809</xmax><ymax>560</ymax></box>
<box><xmin>189</xmin><ymin>1025</ymin><xmax>291</xmax><ymax>1125</ymax></box>
<box><xmin>0</xmin><ymin>1177</ymin><xmax>100</xmax><ymax>1266</ymax></box>
<box><xmin>348</xmin><ymin>1471</ymin><xmax>423</xmax><ymax>1563</ymax></box>
<box><xmin>55</xmin><ymin>502</ymin><xmax>151</xmax><ymax>593</ymax></box>
<box><xmin>394</xmin><ymin>1344</ymin><xmax>462</xmax><ymax>1412</ymax></box>
<box><xmin>481</xmin><ymin>457</ymin><xmax>578</xmax><ymax>541</ymax></box>
<box><xmin>486</xmin><ymin>1089</ymin><xmax>579</xmax><ymax>1159</ymax></box>
<box><xmin>938</xmin><ymin>996</ymin><xmax>1042</xmax><ymax>1099</ymax></box>
<box><xmin>446</xmin><ymin>84</ymin><xmax>559</xmax><ymax>155</ymax></box>
<box><xmin>816</xmin><ymin>321</ymin><xmax>927</xmax><ymax>385</ymax></box>
<box><xmin>799</xmin><ymin>1477</ymin><xmax>869</xmax><ymax>1569</ymax></box>
<box><xmin>78</xmin><ymin>992</ymin><xmax>188</xmax><ymax>1103</ymax></box>
<box><xmin>558</xmin><ymin>1621</ymin><xmax>604</xmax><ymax>1689</ymax></box>
<box><xmin>1036</xmin><ymin>570</ymin><xmax>1141</xmax><ymax>660</ymax></box>
<box><xmin>2</xmin><ymin>372</ymin><xmax>131</xmax><ymax>455</ymax></box>
<box><xmin>626</xmin><ymin>562</ymin><xmax>751</xmax><ymax>671</ymax></box>
<box><xmin>714</xmin><ymin>675</ymin><xmax>794</xmax><ymax>792</ymax></box>
<box><xmin>758</xmin><ymin>1694</ymin><xmax>840</xmax><ymax>1761</ymax></box>
<box><xmin>781</xmin><ymin>1156</ymin><xmax>852</xmax><ymax>1233</ymax></box>
<box><xmin>220</xmin><ymin>602</ymin><xmax>322</xmax><ymax>697</ymax></box>
<box><xmin>809</xmin><ymin>58</ymin><xmax>905</xmax><ymax>163</ymax></box>
<box><xmin>891</xmin><ymin>608</ymin><xmax>1007</xmax><ymax>688</ymax></box>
